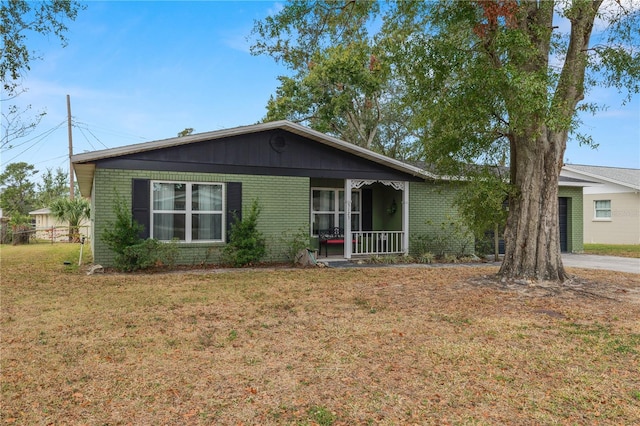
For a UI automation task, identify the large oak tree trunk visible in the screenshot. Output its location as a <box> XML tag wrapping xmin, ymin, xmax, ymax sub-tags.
<box><xmin>497</xmin><ymin>1</ymin><xmax>600</xmax><ymax>282</ymax></box>
<box><xmin>499</xmin><ymin>129</ymin><xmax>568</xmax><ymax>281</ymax></box>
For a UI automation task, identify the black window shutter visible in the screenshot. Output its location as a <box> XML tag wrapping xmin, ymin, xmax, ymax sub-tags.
<box><xmin>362</xmin><ymin>188</ymin><xmax>373</xmax><ymax>231</ymax></box>
<box><xmin>131</xmin><ymin>179</ymin><xmax>150</xmax><ymax>239</ymax></box>
<box><xmin>226</xmin><ymin>182</ymin><xmax>242</xmax><ymax>239</ymax></box>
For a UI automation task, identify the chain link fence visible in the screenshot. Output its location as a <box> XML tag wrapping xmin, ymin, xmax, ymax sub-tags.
<box><xmin>0</xmin><ymin>224</ymin><xmax>90</xmax><ymax>245</ymax></box>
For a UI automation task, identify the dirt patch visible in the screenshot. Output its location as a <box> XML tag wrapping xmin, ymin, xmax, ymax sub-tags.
<box><xmin>467</xmin><ymin>268</ymin><xmax>640</xmax><ymax>305</ymax></box>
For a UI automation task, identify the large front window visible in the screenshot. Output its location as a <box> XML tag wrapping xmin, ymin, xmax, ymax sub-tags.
<box><xmin>311</xmin><ymin>188</ymin><xmax>360</xmax><ymax>235</ymax></box>
<box><xmin>152</xmin><ymin>182</ymin><xmax>224</xmax><ymax>242</ymax></box>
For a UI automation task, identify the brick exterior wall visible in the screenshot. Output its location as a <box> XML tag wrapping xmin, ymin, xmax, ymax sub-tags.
<box><xmin>407</xmin><ymin>183</ymin><xmax>584</xmax><ymax>256</ymax></box>
<box><xmin>408</xmin><ymin>181</ymin><xmax>473</xmax><ymax>256</ymax></box>
<box><xmin>91</xmin><ymin>168</ymin><xmax>583</xmax><ymax>266</ymax></box>
<box><xmin>558</xmin><ymin>186</ymin><xmax>584</xmax><ymax>253</ymax></box>
<box><xmin>93</xmin><ymin>169</ymin><xmax>309</xmax><ymax>266</ymax></box>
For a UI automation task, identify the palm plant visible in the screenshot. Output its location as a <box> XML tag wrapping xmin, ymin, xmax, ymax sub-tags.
<box><xmin>49</xmin><ymin>198</ymin><xmax>90</xmax><ymax>242</ymax></box>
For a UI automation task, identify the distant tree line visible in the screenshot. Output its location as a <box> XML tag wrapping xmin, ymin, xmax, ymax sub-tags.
<box><xmin>0</xmin><ymin>161</ymin><xmax>89</xmax><ymax>243</ymax></box>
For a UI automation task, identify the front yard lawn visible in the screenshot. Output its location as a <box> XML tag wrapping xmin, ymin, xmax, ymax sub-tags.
<box><xmin>2</xmin><ymin>244</ymin><xmax>639</xmax><ymax>424</ymax></box>
<box><xmin>584</xmin><ymin>243</ymin><xmax>640</xmax><ymax>258</ymax></box>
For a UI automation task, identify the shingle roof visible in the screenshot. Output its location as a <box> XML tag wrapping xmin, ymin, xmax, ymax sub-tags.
<box><xmin>71</xmin><ymin>120</ymin><xmax>601</xmax><ymax>197</ymax></box>
<box><xmin>408</xmin><ymin>160</ymin><xmax>594</xmax><ymax>186</ymax></box>
<box><xmin>28</xmin><ymin>208</ymin><xmax>51</xmax><ymax>215</ymax></box>
<box><xmin>563</xmin><ymin>164</ymin><xmax>640</xmax><ymax>191</ymax></box>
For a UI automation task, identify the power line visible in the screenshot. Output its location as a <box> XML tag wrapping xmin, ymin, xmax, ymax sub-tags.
<box><xmin>2</xmin><ymin>117</ymin><xmax>150</xmax><ymax>167</ymax></box>
<box><xmin>76</xmin><ymin>126</ymin><xmax>97</xmax><ymax>151</ymax></box>
<box><xmin>33</xmin><ymin>154</ymin><xmax>68</xmax><ymax>166</ymax></box>
<box><xmin>73</xmin><ymin>122</ymin><xmax>110</xmax><ymax>150</ymax></box>
<box><xmin>3</xmin><ymin>121</ymin><xmax>67</xmax><ymax>164</ymax></box>
<box><xmin>1</xmin><ymin>120</ymin><xmax>67</xmax><ymax>152</ymax></box>
<box><xmin>56</xmin><ymin>156</ymin><xmax>69</xmax><ymax>169</ymax></box>
<box><xmin>72</xmin><ymin>120</ymin><xmax>149</xmax><ymax>142</ymax></box>
<box><xmin>83</xmin><ymin>126</ymin><xmax>111</xmax><ymax>150</ymax></box>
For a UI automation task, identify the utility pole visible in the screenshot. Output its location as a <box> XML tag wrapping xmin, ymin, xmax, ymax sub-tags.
<box><xmin>67</xmin><ymin>94</ymin><xmax>74</xmax><ymax>200</ymax></box>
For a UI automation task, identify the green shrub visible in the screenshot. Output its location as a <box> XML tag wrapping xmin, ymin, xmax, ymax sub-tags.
<box><xmin>0</xmin><ymin>223</ymin><xmax>11</xmax><ymax>244</ymax></box>
<box><xmin>102</xmin><ymin>193</ymin><xmax>177</xmax><ymax>271</ymax></box>
<box><xmin>409</xmin><ymin>234</ymin><xmax>434</xmax><ymax>258</ymax></box>
<box><xmin>443</xmin><ymin>253</ymin><xmax>459</xmax><ymax>263</ymax></box>
<box><xmin>116</xmin><ymin>239</ymin><xmax>161</xmax><ymax>272</ymax></box>
<box><xmin>416</xmin><ymin>251</ymin><xmax>434</xmax><ymax>264</ymax></box>
<box><xmin>120</xmin><ymin>239</ymin><xmax>178</xmax><ymax>272</ymax></box>
<box><xmin>8</xmin><ymin>214</ymin><xmax>33</xmax><ymax>245</ymax></box>
<box><xmin>474</xmin><ymin>232</ymin><xmax>494</xmax><ymax>257</ymax></box>
<box><xmin>410</xmin><ymin>217</ymin><xmax>473</xmax><ymax>258</ymax></box>
<box><xmin>101</xmin><ymin>194</ymin><xmax>144</xmax><ymax>257</ymax></box>
<box><xmin>222</xmin><ymin>199</ymin><xmax>266</xmax><ymax>267</ymax></box>
<box><xmin>279</xmin><ymin>226</ymin><xmax>310</xmax><ymax>264</ymax></box>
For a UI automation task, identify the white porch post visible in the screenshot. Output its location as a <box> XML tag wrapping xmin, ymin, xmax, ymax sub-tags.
<box><xmin>403</xmin><ymin>181</ymin><xmax>409</xmax><ymax>256</ymax></box>
<box><xmin>345</xmin><ymin>179</ymin><xmax>352</xmax><ymax>259</ymax></box>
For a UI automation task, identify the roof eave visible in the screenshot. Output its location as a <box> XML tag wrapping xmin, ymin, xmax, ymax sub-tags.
<box><xmin>563</xmin><ymin>165</ymin><xmax>640</xmax><ymax>191</ymax></box>
<box><xmin>73</xmin><ymin>163</ymin><xmax>96</xmax><ymax>198</ymax></box>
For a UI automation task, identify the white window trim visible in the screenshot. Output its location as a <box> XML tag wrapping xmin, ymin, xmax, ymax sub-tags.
<box><xmin>310</xmin><ymin>187</ymin><xmax>361</xmax><ymax>237</ymax></box>
<box><xmin>150</xmin><ymin>181</ymin><xmax>225</xmax><ymax>243</ymax></box>
<box><xmin>593</xmin><ymin>199</ymin><xmax>612</xmax><ymax>222</ymax></box>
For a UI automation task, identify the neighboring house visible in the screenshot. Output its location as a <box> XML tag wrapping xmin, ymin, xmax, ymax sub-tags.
<box><xmin>72</xmin><ymin>121</ymin><xmax>584</xmax><ymax>267</ymax></box>
<box><xmin>561</xmin><ymin>164</ymin><xmax>640</xmax><ymax>245</ymax></box>
<box><xmin>28</xmin><ymin>207</ymin><xmax>91</xmax><ymax>242</ymax></box>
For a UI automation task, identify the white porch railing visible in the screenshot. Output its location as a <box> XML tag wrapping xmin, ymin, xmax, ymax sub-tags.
<box><xmin>351</xmin><ymin>231</ymin><xmax>405</xmax><ymax>256</ymax></box>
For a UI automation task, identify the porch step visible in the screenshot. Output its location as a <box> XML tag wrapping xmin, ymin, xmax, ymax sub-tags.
<box><xmin>315</xmin><ymin>257</ymin><xmax>351</xmax><ymax>268</ymax></box>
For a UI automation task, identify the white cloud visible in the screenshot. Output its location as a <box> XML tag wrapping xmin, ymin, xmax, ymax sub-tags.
<box><xmin>267</xmin><ymin>2</ymin><xmax>284</xmax><ymax>17</ymax></box>
<box><xmin>223</xmin><ymin>32</ymin><xmax>253</xmax><ymax>54</ymax></box>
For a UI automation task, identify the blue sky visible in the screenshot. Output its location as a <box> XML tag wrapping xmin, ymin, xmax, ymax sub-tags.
<box><xmin>2</xmin><ymin>0</ymin><xmax>639</xmax><ymax>182</ymax></box>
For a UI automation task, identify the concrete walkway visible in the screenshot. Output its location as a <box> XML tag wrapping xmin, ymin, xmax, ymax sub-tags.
<box><xmin>561</xmin><ymin>253</ymin><xmax>640</xmax><ymax>274</ymax></box>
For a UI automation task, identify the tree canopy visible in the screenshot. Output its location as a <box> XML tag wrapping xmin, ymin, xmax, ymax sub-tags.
<box><xmin>251</xmin><ymin>1</ymin><xmax>423</xmax><ymax>159</ymax></box>
<box><xmin>0</xmin><ymin>163</ymin><xmax>73</xmax><ymax>219</ymax></box>
<box><xmin>0</xmin><ymin>161</ymin><xmax>37</xmax><ymax>216</ymax></box>
<box><xmin>1</xmin><ymin>0</ymin><xmax>83</xmax><ymax>96</ymax></box>
<box><xmin>37</xmin><ymin>167</ymin><xmax>70</xmax><ymax>207</ymax></box>
<box><xmin>50</xmin><ymin>197</ymin><xmax>90</xmax><ymax>242</ymax></box>
<box><xmin>1</xmin><ymin>0</ymin><xmax>83</xmax><ymax>153</ymax></box>
<box><xmin>252</xmin><ymin>0</ymin><xmax>639</xmax><ymax>281</ymax></box>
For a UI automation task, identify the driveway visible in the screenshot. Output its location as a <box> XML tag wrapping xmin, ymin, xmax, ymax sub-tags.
<box><xmin>562</xmin><ymin>253</ymin><xmax>640</xmax><ymax>274</ymax></box>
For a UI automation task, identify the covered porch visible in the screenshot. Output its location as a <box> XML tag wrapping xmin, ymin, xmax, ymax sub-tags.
<box><xmin>311</xmin><ymin>178</ymin><xmax>409</xmax><ymax>259</ymax></box>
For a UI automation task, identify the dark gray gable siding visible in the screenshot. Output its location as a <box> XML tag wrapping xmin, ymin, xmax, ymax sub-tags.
<box><xmin>95</xmin><ymin>129</ymin><xmax>423</xmax><ymax>182</ymax></box>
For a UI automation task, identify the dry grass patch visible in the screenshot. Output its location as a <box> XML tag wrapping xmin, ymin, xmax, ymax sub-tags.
<box><xmin>2</xmin><ymin>244</ymin><xmax>639</xmax><ymax>425</ymax></box>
